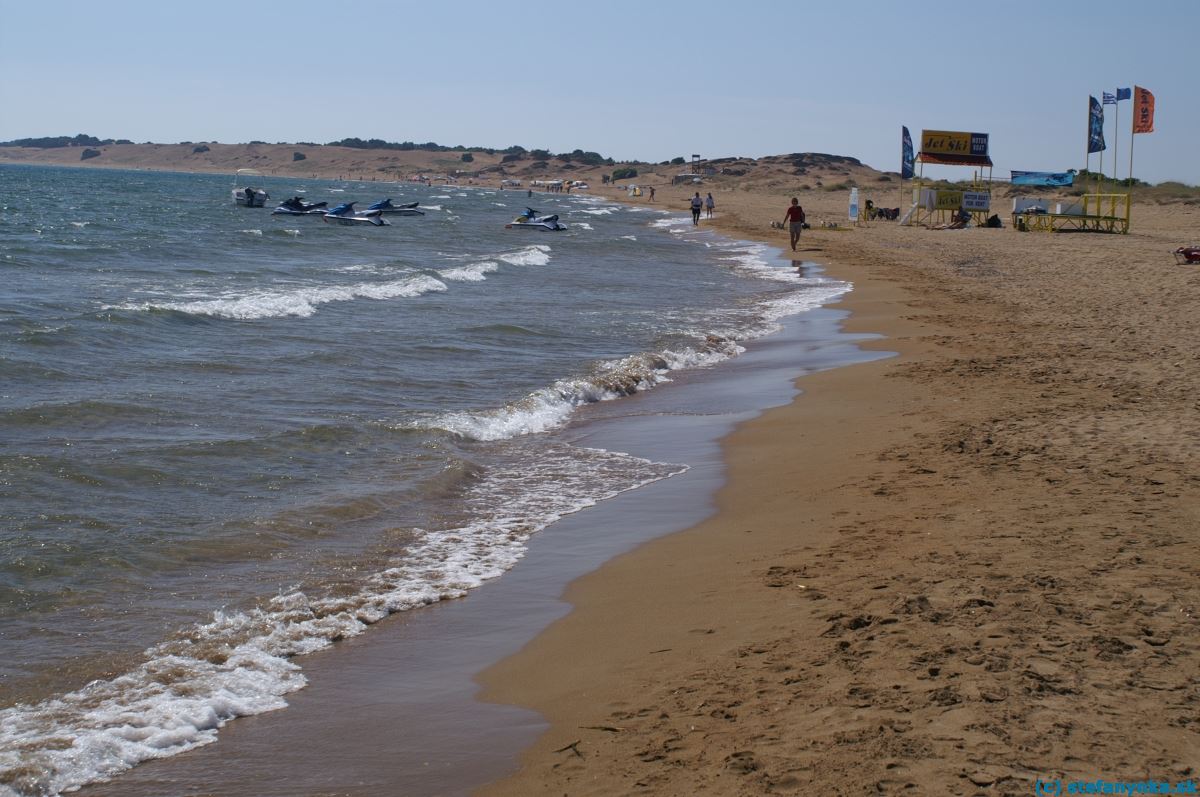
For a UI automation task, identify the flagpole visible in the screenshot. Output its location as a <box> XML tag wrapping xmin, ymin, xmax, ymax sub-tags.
<box><xmin>1084</xmin><ymin>96</ymin><xmax>1090</xmax><ymax>182</ymax></box>
<box><xmin>1112</xmin><ymin>97</ymin><xmax>1120</xmax><ymax>186</ymax></box>
<box><xmin>1128</xmin><ymin>98</ymin><xmax>1136</xmax><ymax>188</ymax></box>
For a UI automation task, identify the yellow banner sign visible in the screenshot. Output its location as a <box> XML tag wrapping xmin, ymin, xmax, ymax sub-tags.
<box><xmin>921</xmin><ymin>130</ymin><xmax>990</xmax><ymax>157</ymax></box>
<box><xmin>934</xmin><ymin>190</ymin><xmax>963</xmax><ymax>210</ymax></box>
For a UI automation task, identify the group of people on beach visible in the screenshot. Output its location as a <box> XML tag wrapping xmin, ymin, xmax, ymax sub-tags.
<box><xmin>687</xmin><ymin>191</ymin><xmax>806</xmax><ymax>253</ymax></box>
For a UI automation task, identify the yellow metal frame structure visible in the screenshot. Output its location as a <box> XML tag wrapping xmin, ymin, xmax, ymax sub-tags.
<box><xmin>1012</xmin><ymin>193</ymin><xmax>1131</xmax><ymax>234</ymax></box>
<box><xmin>907</xmin><ymin>162</ymin><xmax>994</xmax><ymax>227</ymax></box>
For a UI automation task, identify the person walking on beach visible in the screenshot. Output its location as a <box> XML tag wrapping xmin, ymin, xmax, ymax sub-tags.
<box><xmin>783</xmin><ymin>197</ymin><xmax>805</xmax><ymax>251</ymax></box>
<box><xmin>649</xmin><ymin>186</ymin><xmax>655</xmax><ymax>203</ymax></box>
<box><xmin>705</xmin><ymin>192</ymin><xmax>715</xmax><ymax>218</ymax></box>
<box><xmin>690</xmin><ymin>192</ymin><xmax>703</xmax><ymax>225</ymax></box>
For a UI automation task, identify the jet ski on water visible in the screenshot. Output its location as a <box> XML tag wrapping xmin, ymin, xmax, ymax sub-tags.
<box><xmin>322</xmin><ymin>202</ymin><xmax>389</xmax><ymax>227</ymax></box>
<box><xmin>366</xmin><ymin>199</ymin><xmax>424</xmax><ymax>216</ymax></box>
<box><xmin>272</xmin><ymin>196</ymin><xmax>329</xmax><ymax>216</ymax></box>
<box><xmin>506</xmin><ymin>207</ymin><xmax>566</xmax><ymax>231</ymax></box>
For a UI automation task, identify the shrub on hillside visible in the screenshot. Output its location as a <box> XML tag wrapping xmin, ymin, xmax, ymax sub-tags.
<box><xmin>612</xmin><ymin>167</ymin><xmax>638</xmax><ymax>180</ymax></box>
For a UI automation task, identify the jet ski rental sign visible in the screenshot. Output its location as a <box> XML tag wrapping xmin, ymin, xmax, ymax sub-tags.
<box><xmin>921</xmin><ymin>130</ymin><xmax>989</xmax><ymax>159</ymax></box>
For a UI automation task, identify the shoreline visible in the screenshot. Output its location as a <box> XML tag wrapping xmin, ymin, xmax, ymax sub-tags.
<box><xmin>475</xmin><ymin>184</ymin><xmax>1200</xmax><ymax>793</ymax></box>
<box><xmin>71</xmin><ymin>195</ymin><xmax>870</xmax><ymax>796</ymax></box>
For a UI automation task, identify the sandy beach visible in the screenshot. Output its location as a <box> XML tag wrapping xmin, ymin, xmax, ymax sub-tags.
<box><xmin>477</xmin><ymin>184</ymin><xmax>1200</xmax><ymax>794</ymax></box>
<box><xmin>4</xmin><ymin>147</ymin><xmax>1197</xmax><ymax>795</ymax></box>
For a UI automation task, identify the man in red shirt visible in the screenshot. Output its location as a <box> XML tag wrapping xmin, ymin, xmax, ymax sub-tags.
<box><xmin>783</xmin><ymin>197</ymin><xmax>805</xmax><ymax>251</ymax></box>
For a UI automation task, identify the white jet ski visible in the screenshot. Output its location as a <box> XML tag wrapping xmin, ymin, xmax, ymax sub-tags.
<box><xmin>322</xmin><ymin>202</ymin><xmax>389</xmax><ymax>227</ymax></box>
<box><xmin>506</xmin><ymin>207</ymin><xmax>566</xmax><ymax>231</ymax></box>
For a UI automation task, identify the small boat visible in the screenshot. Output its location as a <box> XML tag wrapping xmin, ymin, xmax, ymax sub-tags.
<box><xmin>322</xmin><ymin>202</ymin><xmax>389</xmax><ymax>227</ymax></box>
<box><xmin>506</xmin><ymin>207</ymin><xmax>566</xmax><ymax>231</ymax></box>
<box><xmin>366</xmin><ymin>199</ymin><xmax>424</xmax><ymax>216</ymax></box>
<box><xmin>272</xmin><ymin>196</ymin><xmax>328</xmax><ymax>216</ymax></box>
<box><xmin>232</xmin><ymin>168</ymin><xmax>270</xmax><ymax>207</ymax></box>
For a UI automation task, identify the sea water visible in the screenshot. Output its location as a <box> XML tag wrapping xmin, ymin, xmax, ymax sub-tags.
<box><xmin>0</xmin><ymin>164</ymin><xmax>848</xmax><ymax>795</ymax></box>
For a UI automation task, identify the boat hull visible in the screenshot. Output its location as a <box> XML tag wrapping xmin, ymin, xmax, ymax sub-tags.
<box><xmin>505</xmin><ymin>221</ymin><xmax>565</xmax><ymax>231</ymax></box>
<box><xmin>323</xmin><ymin>213</ymin><xmax>389</xmax><ymax>226</ymax></box>
<box><xmin>233</xmin><ymin>189</ymin><xmax>269</xmax><ymax>207</ymax></box>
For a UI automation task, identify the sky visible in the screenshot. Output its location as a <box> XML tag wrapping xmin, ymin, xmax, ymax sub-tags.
<box><xmin>1</xmin><ymin>0</ymin><xmax>1196</xmax><ymax>185</ymax></box>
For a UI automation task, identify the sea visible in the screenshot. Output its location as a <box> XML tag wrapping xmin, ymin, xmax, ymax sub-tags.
<box><xmin>0</xmin><ymin>164</ymin><xmax>866</xmax><ymax>796</ymax></box>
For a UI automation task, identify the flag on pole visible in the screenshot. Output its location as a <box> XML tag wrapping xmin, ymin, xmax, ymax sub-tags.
<box><xmin>1088</xmin><ymin>96</ymin><xmax>1106</xmax><ymax>153</ymax></box>
<box><xmin>1116</xmin><ymin>87</ymin><xmax>1132</xmax><ymax>101</ymax></box>
<box><xmin>1102</xmin><ymin>91</ymin><xmax>1117</xmax><ymax>105</ymax></box>
<box><xmin>1133</xmin><ymin>86</ymin><xmax>1155</xmax><ymax>134</ymax></box>
<box><xmin>901</xmin><ymin>126</ymin><xmax>914</xmax><ymax>179</ymax></box>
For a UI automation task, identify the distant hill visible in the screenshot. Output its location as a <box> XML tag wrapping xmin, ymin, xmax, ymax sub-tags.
<box><xmin>0</xmin><ymin>135</ymin><xmax>902</xmax><ymax>193</ymax></box>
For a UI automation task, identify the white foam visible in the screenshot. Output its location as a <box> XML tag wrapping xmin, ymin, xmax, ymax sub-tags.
<box><xmin>426</xmin><ymin>343</ymin><xmax>739</xmax><ymax>442</ymax></box>
<box><xmin>440</xmin><ymin>262</ymin><xmax>498</xmax><ymax>282</ymax></box>
<box><xmin>497</xmin><ymin>244</ymin><xmax>551</xmax><ymax>267</ymax></box>
<box><xmin>650</xmin><ymin>216</ymin><xmax>692</xmax><ymax>229</ymax></box>
<box><xmin>621</xmin><ymin>235</ymin><xmax>637</xmax><ymax>241</ymax></box>
<box><xmin>111</xmin><ymin>274</ymin><xmax>448</xmax><ymax>320</ymax></box>
<box><xmin>0</xmin><ymin>446</ymin><xmax>683</xmax><ymax>797</ymax></box>
<box><xmin>422</xmin><ymin>205</ymin><xmax>443</xmax><ymax>211</ymax></box>
<box><xmin>240</xmin><ymin>229</ymin><xmax>263</xmax><ymax>236</ymax></box>
<box><xmin>574</xmin><ymin>222</ymin><xmax>594</xmax><ymax>231</ymax></box>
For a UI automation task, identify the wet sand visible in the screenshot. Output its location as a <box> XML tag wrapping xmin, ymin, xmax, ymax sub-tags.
<box><xmin>477</xmin><ymin>186</ymin><xmax>1200</xmax><ymax>794</ymax></box>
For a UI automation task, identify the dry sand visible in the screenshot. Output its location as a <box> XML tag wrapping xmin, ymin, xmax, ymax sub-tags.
<box><xmin>476</xmin><ymin>185</ymin><xmax>1200</xmax><ymax>795</ymax></box>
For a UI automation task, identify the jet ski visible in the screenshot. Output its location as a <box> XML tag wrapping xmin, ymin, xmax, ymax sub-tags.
<box><xmin>366</xmin><ymin>199</ymin><xmax>424</xmax><ymax>216</ymax></box>
<box><xmin>506</xmin><ymin>207</ymin><xmax>566</xmax><ymax>231</ymax></box>
<box><xmin>272</xmin><ymin>196</ymin><xmax>329</xmax><ymax>216</ymax></box>
<box><xmin>322</xmin><ymin>202</ymin><xmax>389</xmax><ymax>227</ymax></box>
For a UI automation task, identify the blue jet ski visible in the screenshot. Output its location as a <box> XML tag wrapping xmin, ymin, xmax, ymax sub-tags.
<box><xmin>272</xmin><ymin>196</ymin><xmax>328</xmax><ymax>216</ymax></box>
<box><xmin>367</xmin><ymin>199</ymin><xmax>424</xmax><ymax>216</ymax></box>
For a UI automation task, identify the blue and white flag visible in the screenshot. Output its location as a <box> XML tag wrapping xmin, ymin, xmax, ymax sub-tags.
<box><xmin>1102</xmin><ymin>91</ymin><xmax>1117</xmax><ymax>105</ymax></box>
<box><xmin>901</xmin><ymin>126</ymin><xmax>914</xmax><ymax>179</ymax></box>
<box><xmin>1088</xmin><ymin>96</ymin><xmax>1106</xmax><ymax>153</ymax></box>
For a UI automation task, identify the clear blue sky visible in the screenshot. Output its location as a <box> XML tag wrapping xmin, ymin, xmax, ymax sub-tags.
<box><xmin>2</xmin><ymin>0</ymin><xmax>1195</xmax><ymax>184</ymax></box>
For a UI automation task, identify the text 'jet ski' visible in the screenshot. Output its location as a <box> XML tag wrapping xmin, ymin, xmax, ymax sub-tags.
<box><xmin>272</xmin><ymin>196</ymin><xmax>329</xmax><ymax>216</ymax></box>
<box><xmin>322</xmin><ymin>202</ymin><xmax>389</xmax><ymax>227</ymax></box>
<box><xmin>506</xmin><ymin>208</ymin><xmax>566</xmax><ymax>231</ymax></box>
<box><xmin>367</xmin><ymin>199</ymin><xmax>424</xmax><ymax>216</ymax></box>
